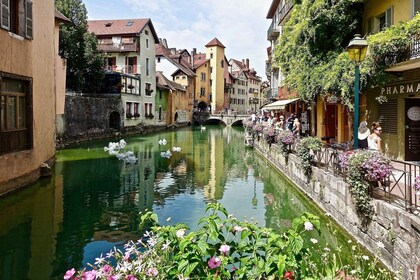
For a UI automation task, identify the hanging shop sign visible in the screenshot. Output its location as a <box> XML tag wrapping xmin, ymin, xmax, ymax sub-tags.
<box><xmin>380</xmin><ymin>81</ymin><xmax>420</xmax><ymax>96</ymax></box>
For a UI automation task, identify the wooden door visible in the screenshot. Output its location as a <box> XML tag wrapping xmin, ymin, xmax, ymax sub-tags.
<box><xmin>405</xmin><ymin>99</ymin><xmax>420</xmax><ymax>160</ymax></box>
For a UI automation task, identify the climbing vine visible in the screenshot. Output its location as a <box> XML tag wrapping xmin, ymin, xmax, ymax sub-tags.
<box><xmin>274</xmin><ymin>0</ymin><xmax>420</xmax><ymax>109</ymax></box>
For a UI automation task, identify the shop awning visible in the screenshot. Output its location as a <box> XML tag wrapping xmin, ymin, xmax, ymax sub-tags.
<box><xmin>262</xmin><ymin>98</ymin><xmax>300</xmax><ymax>110</ymax></box>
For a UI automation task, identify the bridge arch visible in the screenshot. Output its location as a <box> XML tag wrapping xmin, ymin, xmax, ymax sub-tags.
<box><xmin>231</xmin><ymin>119</ymin><xmax>244</xmax><ymax>126</ymax></box>
<box><xmin>202</xmin><ymin>117</ymin><xmax>227</xmax><ymax>126</ymax></box>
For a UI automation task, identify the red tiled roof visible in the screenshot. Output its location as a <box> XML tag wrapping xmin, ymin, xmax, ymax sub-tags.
<box><xmin>155</xmin><ymin>43</ymin><xmax>196</xmax><ymax>77</ymax></box>
<box><xmin>231</xmin><ymin>59</ymin><xmax>246</xmax><ymax>70</ymax></box>
<box><xmin>205</xmin><ymin>37</ymin><xmax>225</xmax><ymax>48</ymax></box>
<box><xmin>88</xmin><ymin>18</ymin><xmax>159</xmax><ymax>42</ymax></box>
<box><xmin>156</xmin><ymin>72</ymin><xmax>185</xmax><ymax>91</ymax></box>
<box><xmin>194</xmin><ymin>59</ymin><xmax>208</xmax><ymax>69</ymax></box>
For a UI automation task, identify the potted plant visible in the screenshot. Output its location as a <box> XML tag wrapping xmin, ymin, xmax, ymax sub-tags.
<box><xmin>127</xmin><ymin>84</ymin><xmax>135</xmax><ymax>90</ymax></box>
<box><xmin>126</xmin><ymin>113</ymin><xmax>133</xmax><ymax>119</ymax></box>
<box><xmin>133</xmin><ymin>113</ymin><xmax>140</xmax><ymax>118</ymax></box>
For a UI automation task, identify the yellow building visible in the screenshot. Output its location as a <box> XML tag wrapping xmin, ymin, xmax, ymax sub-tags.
<box><xmin>0</xmin><ymin>3</ymin><xmax>68</xmax><ymax>195</ymax></box>
<box><xmin>193</xmin><ymin>53</ymin><xmax>211</xmax><ymax>111</ymax></box>
<box><xmin>205</xmin><ymin>38</ymin><xmax>226</xmax><ymax>113</ymax></box>
<box><xmin>363</xmin><ymin>0</ymin><xmax>420</xmax><ymax>160</ymax></box>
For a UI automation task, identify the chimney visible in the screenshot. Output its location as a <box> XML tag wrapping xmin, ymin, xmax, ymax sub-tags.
<box><xmin>246</xmin><ymin>59</ymin><xmax>249</xmax><ymax>69</ymax></box>
<box><xmin>163</xmin><ymin>38</ymin><xmax>168</xmax><ymax>48</ymax></box>
<box><xmin>170</xmin><ymin>48</ymin><xmax>176</xmax><ymax>55</ymax></box>
<box><xmin>158</xmin><ymin>38</ymin><xmax>162</xmax><ymax>44</ymax></box>
<box><xmin>191</xmin><ymin>48</ymin><xmax>196</xmax><ymax>67</ymax></box>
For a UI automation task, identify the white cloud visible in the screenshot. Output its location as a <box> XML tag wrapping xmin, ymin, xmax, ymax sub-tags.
<box><xmin>85</xmin><ymin>0</ymin><xmax>271</xmax><ymax>78</ymax></box>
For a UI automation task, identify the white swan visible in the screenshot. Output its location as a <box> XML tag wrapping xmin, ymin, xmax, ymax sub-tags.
<box><xmin>172</xmin><ymin>146</ymin><xmax>181</xmax><ymax>152</ymax></box>
<box><xmin>158</xmin><ymin>139</ymin><xmax>167</xmax><ymax>145</ymax></box>
<box><xmin>200</xmin><ymin>125</ymin><xmax>206</xmax><ymax>132</ymax></box>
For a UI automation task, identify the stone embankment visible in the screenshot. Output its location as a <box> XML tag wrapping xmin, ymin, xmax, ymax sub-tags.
<box><xmin>255</xmin><ymin>140</ymin><xmax>420</xmax><ymax>280</ymax></box>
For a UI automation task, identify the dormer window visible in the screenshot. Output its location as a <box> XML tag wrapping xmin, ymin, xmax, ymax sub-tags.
<box><xmin>105</xmin><ymin>22</ymin><xmax>112</xmax><ymax>27</ymax></box>
<box><xmin>126</xmin><ymin>21</ymin><xmax>133</xmax><ymax>26</ymax></box>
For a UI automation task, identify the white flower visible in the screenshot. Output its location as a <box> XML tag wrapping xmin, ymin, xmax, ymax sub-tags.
<box><xmin>147</xmin><ymin>236</ymin><xmax>157</xmax><ymax>248</ymax></box>
<box><xmin>347</xmin><ymin>240</ymin><xmax>352</xmax><ymax>243</ymax></box>
<box><xmin>176</xmin><ymin>229</ymin><xmax>186</xmax><ymax>238</ymax></box>
<box><xmin>324</xmin><ymin>247</ymin><xmax>331</xmax><ymax>252</ymax></box>
<box><xmin>362</xmin><ymin>255</ymin><xmax>369</xmax><ymax>261</ymax></box>
<box><xmin>162</xmin><ymin>240</ymin><xmax>171</xmax><ymax>251</ymax></box>
<box><xmin>350</xmin><ymin>270</ymin><xmax>357</xmax><ymax>275</ymax></box>
<box><xmin>94</xmin><ymin>254</ymin><xmax>105</xmax><ymax>265</ymax></box>
<box><xmin>234</xmin><ymin>225</ymin><xmax>243</xmax><ymax>232</ymax></box>
<box><xmin>377</xmin><ymin>241</ymin><xmax>385</xmax><ymax>249</ymax></box>
<box><xmin>352</xmin><ymin>245</ymin><xmax>356</xmax><ymax>251</ymax></box>
<box><xmin>310</xmin><ymin>238</ymin><xmax>318</xmax><ymax>244</ymax></box>
<box><xmin>304</xmin><ymin>221</ymin><xmax>314</xmax><ymax>231</ymax></box>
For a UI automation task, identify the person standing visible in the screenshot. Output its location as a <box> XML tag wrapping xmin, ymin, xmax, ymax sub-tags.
<box><xmin>292</xmin><ymin>117</ymin><xmax>301</xmax><ymax>137</ymax></box>
<box><xmin>358</xmin><ymin>121</ymin><xmax>370</xmax><ymax>149</ymax></box>
<box><xmin>286</xmin><ymin>114</ymin><xmax>295</xmax><ymax>131</ymax></box>
<box><xmin>368</xmin><ymin>122</ymin><xmax>382</xmax><ymax>152</ymax></box>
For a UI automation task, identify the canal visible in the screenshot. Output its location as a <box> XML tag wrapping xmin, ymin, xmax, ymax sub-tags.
<box><xmin>0</xmin><ymin>126</ymin><xmax>375</xmax><ymax>279</ymax></box>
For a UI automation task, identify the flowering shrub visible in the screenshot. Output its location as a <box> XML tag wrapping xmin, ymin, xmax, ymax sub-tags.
<box><xmin>414</xmin><ymin>175</ymin><xmax>420</xmax><ymax>194</ymax></box>
<box><xmin>296</xmin><ymin>137</ymin><xmax>323</xmax><ymax>179</ymax></box>
<box><xmin>253</xmin><ymin>123</ymin><xmax>263</xmax><ymax>134</ymax></box>
<box><xmin>276</xmin><ymin>130</ymin><xmax>296</xmax><ymax>159</ymax></box>
<box><xmin>244</xmin><ymin>121</ymin><xmax>254</xmax><ymax>132</ymax></box>
<box><xmin>63</xmin><ymin>203</ymin><xmax>393</xmax><ymax>280</ymax></box>
<box><xmin>339</xmin><ymin>150</ymin><xmax>393</xmax><ymax>221</ymax></box>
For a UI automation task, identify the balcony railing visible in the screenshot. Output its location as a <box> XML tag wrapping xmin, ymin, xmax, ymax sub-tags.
<box><xmin>383</xmin><ymin>36</ymin><xmax>420</xmax><ymax>66</ymax></box>
<box><xmin>267</xmin><ymin>20</ymin><xmax>280</xmax><ymax>40</ymax></box>
<box><xmin>104</xmin><ymin>65</ymin><xmax>139</xmax><ymax>74</ymax></box>
<box><xmin>277</xmin><ymin>1</ymin><xmax>294</xmax><ymax>25</ymax></box>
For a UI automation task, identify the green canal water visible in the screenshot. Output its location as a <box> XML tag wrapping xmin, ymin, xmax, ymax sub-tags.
<box><xmin>0</xmin><ymin>126</ymin><xmax>375</xmax><ymax>279</ymax></box>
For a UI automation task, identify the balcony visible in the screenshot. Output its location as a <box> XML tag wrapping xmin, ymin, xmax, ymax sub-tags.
<box><xmin>385</xmin><ymin>37</ymin><xmax>420</xmax><ymax>72</ymax></box>
<box><xmin>104</xmin><ymin>65</ymin><xmax>139</xmax><ymax>75</ymax></box>
<box><xmin>277</xmin><ymin>1</ymin><xmax>294</xmax><ymax>26</ymax></box>
<box><xmin>267</xmin><ymin>20</ymin><xmax>280</xmax><ymax>40</ymax></box>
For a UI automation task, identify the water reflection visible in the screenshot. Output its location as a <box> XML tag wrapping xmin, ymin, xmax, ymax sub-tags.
<box><xmin>0</xmin><ymin>126</ymin><xmax>356</xmax><ymax>279</ymax></box>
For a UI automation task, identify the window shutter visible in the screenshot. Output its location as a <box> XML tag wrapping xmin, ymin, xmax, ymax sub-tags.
<box><xmin>385</xmin><ymin>6</ymin><xmax>393</xmax><ymax>28</ymax></box>
<box><xmin>25</xmin><ymin>0</ymin><xmax>33</xmax><ymax>39</ymax></box>
<box><xmin>1</xmin><ymin>0</ymin><xmax>10</xmax><ymax>30</ymax></box>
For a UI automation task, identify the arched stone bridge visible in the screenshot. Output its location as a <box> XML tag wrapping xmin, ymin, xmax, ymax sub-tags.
<box><xmin>204</xmin><ymin>114</ymin><xmax>249</xmax><ymax>126</ymax></box>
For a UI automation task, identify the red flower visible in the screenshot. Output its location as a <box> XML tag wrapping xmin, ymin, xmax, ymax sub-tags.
<box><xmin>284</xmin><ymin>271</ymin><xmax>294</xmax><ymax>280</ymax></box>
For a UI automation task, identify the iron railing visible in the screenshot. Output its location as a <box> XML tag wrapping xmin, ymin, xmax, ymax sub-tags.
<box><xmin>264</xmin><ymin>138</ymin><xmax>419</xmax><ymax>214</ymax></box>
<box><xmin>277</xmin><ymin>1</ymin><xmax>294</xmax><ymax>25</ymax></box>
<box><xmin>383</xmin><ymin>36</ymin><xmax>420</xmax><ymax>66</ymax></box>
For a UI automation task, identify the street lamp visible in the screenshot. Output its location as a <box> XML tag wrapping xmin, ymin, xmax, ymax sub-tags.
<box><xmin>347</xmin><ymin>34</ymin><xmax>368</xmax><ymax>149</ymax></box>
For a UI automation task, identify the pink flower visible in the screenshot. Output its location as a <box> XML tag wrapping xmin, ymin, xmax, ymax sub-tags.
<box><xmin>64</xmin><ymin>268</ymin><xmax>76</xmax><ymax>280</ymax></box>
<box><xmin>126</xmin><ymin>275</ymin><xmax>137</xmax><ymax>280</ymax></box>
<box><xmin>208</xmin><ymin>257</ymin><xmax>221</xmax><ymax>269</ymax></box>
<box><xmin>102</xmin><ymin>264</ymin><xmax>112</xmax><ymax>276</ymax></box>
<box><xmin>82</xmin><ymin>270</ymin><xmax>97</xmax><ymax>280</ymax></box>
<box><xmin>146</xmin><ymin>267</ymin><xmax>158</xmax><ymax>277</ymax></box>
<box><xmin>124</xmin><ymin>252</ymin><xmax>130</xmax><ymax>261</ymax></box>
<box><xmin>219</xmin><ymin>245</ymin><xmax>230</xmax><ymax>255</ymax></box>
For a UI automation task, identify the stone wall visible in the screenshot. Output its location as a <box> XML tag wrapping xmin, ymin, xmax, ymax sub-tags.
<box><xmin>60</xmin><ymin>96</ymin><xmax>123</xmax><ymax>146</ymax></box>
<box><xmin>255</xmin><ymin>140</ymin><xmax>420</xmax><ymax>280</ymax></box>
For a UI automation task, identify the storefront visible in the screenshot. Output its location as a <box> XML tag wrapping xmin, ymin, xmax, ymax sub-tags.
<box><xmin>366</xmin><ymin>78</ymin><xmax>420</xmax><ymax>161</ymax></box>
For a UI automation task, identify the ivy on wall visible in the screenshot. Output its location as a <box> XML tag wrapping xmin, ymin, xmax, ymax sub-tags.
<box><xmin>274</xmin><ymin>0</ymin><xmax>420</xmax><ymax>109</ymax></box>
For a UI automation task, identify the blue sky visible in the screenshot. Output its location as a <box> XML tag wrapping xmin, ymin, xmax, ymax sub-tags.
<box><xmin>83</xmin><ymin>0</ymin><xmax>272</xmax><ymax>80</ymax></box>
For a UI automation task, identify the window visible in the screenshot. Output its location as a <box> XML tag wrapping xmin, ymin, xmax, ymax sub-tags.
<box><xmin>126</xmin><ymin>21</ymin><xmax>133</xmax><ymax>26</ymax></box>
<box><xmin>414</xmin><ymin>0</ymin><xmax>420</xmax><ymax>17</ymax></box>
<box><xmin>221</xmin><ymin>60</ymin><xmax>224</xmax><ymax>68</ymax></box>
<box><xmin>145</xmin><ymin>83</ymin><xmax>152</xmax><ymax>96</ymax></box>
<box><xmin>146</xmin><ymin>39</ymin><xmax>149</xmax><ymax>48</ymax></box>
<box><xmin>0</xmin><ymin>0</ymin><xmax>33</xmax><ymax>39</ymax></box>
<box><xmin>146</xmin><ymin>58</ymin><xmax>150</xmax><ymax>76</ymax></box>
<box><xmin>145</xmin><ymin>30</ymin><xmax>149</xmax><ymax>35</ymax></box>
<box><xmin>210</xmin><ymin>67</ymin><xmax>213</xmax><ymax>73</ymax></box>
<box><xmin>126</xmin><ymin>57</ymin><xmax>137</xmax><ymax>74</ymax></box>
<box><xmin>211</xmin><ymin>53</ymin><xmax>215</xmax><ymax>59</ymax></box>
<box><xmin>209</xmin><ymin>79</ymin><xmax>212</xmax><ymax>86</ymax></box>
<box><xmin>0</xmin><ymin>74</ymin><xmax>32</xmax><ymax>155</ymax></box>
<box><xmin>159</xmin><ymin>89</ymin><xmax>162</xmax><ymax>100</ymax></box>
<box><xmin>200</xmin><ymin>87</ymin><xmax>205</xmax><ymax>96</ymax></box>
<box><xmin>158</xmin><ymin>106</ymin><xmax>162</xmax><ymax>121</ymax></box>
<box><xmin>126</xmin><ymin>102</ymin><xmax>132</xmax><ymax>116</ymax></box>
<box><xmin>368</xmin><ymin>6</ymin><xmax>393</xmax><ymax>33</ymax></box>
<box><xmin>144</xmin><ymin>103</ymin><xmax>153</xmax><ymax>117</ymax></box>
<box><xmin>201</xmin><ymin>73</ymin><xmax>206</xmax><ymax>81</ymax></box>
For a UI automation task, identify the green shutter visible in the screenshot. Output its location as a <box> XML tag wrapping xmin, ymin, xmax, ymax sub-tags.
<box><xmin>1</xmin><ymin>0</ymin><xmax>10</xmax><ymax>30</ymax></box>
<box><xmin>25</xmin><ymin>0</ymin><xmax>33</xmax><ymax>39</ymax></box>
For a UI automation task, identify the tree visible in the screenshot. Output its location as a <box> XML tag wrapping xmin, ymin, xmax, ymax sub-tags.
<box><xmin>55</xmin><ymin>0</ymin><xmax>104</xmax><ymax>93</ymax></box>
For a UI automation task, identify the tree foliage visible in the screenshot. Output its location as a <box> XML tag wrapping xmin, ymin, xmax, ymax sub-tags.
<box><xmin>55</xmin><ymin>0</ymin><xmax>104</xmax><ymax>93</ymax></box>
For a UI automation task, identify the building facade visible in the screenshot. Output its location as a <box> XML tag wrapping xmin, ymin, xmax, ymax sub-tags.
<box><xmin>0</xmin><ymin>2</ymin><xmax>67</xmax><ymax>194</ymax></box>
<box><xmin>205</xmin><ymin>38</ymin><xmax>226</xmax><ymax>113</ymax></box>
<box><xmin>88</xmin><ymin>19</ymin><xmax>158</xmax><ymax>127</ymax></box>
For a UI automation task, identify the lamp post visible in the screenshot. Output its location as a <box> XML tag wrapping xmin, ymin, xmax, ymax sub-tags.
<box><xmin>347</xmin><ymin>34</ymin><xmax>368</xmax><ymax>149</ymax></box>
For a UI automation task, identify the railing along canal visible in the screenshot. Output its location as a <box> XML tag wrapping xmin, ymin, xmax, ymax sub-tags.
<box><xmin>269</xmin><ymin>141</ymin><xmax>420</xmax><ymax>214</ymax></box>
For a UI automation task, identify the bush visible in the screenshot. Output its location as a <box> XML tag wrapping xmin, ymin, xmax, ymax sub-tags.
<box><xmin>63</xmin><ymin>203</ymin><xmax>393</xmax><ymax>280</ymax></box>
<box><xmin>296</xmin><ymin>137</ymin><xmax>323</xmax><ymax>179</ymax></box>
<box><xmin>339</xmin><ymin>150</ymin><xmax>393</xmax><ymax>221</ymax></box>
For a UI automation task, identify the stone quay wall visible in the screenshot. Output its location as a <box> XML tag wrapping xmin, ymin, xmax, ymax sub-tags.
<box><xmin>255</xmin><ymin>140</ymin><xmax>420</xmax><ymax>279</ymax></box>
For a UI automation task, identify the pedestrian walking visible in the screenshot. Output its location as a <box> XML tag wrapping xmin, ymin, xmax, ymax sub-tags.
<box><xmin>286</xmin><ymin>114</ymin><xmax>295</xmax><ymax>131</ymax></box>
